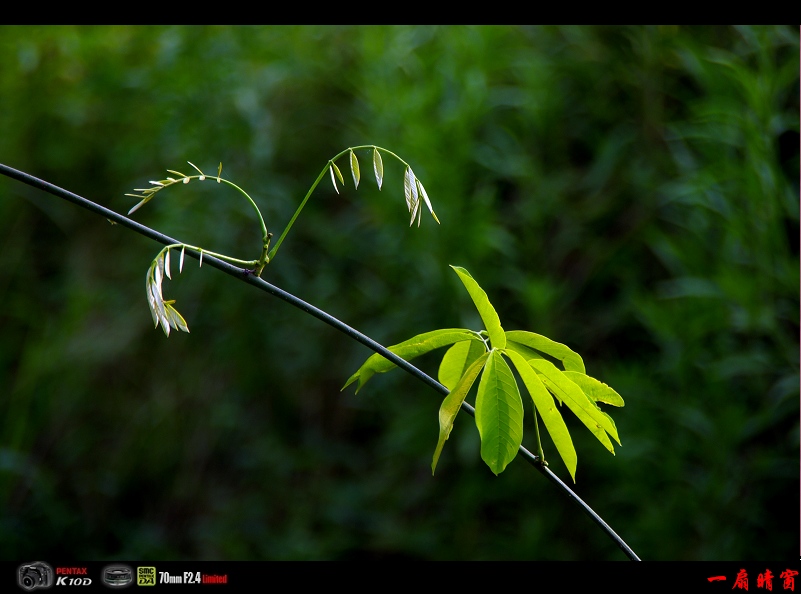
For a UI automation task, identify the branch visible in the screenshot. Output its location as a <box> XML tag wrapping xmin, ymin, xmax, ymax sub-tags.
<box><xmin>0</xmin><ymin>162</ymin><xmax>641</xmax><ymax>561</ymax></box>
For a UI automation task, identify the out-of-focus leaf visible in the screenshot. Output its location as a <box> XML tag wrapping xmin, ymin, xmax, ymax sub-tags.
<box><xmin>451</xmin><ymin>266</ymin><xmax>506</xmax><ymax>349</ymax></box>
<box><xmin>506</xmin><ymin>349</ymin><xmax>577</xmax><ymax>482</ymax></box>
<box><xmin>475</xmin><ymin>350</ymin><xmax>523</xmax><ymax>475</ymax></box>
<box><xmin>431</xmin><ymin>352</ymin><xmax>489</xmax><ymax>475</ymax></box>
<box><xmin>342</xmin><ymin>329</ymin><xmax>482</xmax><ymax>393</ymax></box>
<box><xmin>438</xmin><ymin>339</ymin><xmax>487</xmax><ymax>391</ymax></box>
<box><xmin>505</xmin><ymin>330</ymin><xmax>585</xmax><ymax>373</ymax></box>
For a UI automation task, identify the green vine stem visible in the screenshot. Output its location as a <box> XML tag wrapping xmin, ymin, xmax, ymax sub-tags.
<box><xmin>127</xmin><ymin>147</ymin><xmax>438</xmax><ymax>281</ymax></box>
<box><xmin>125</xmin><ymin>162</ymin><xmax>273</xmax><ymax>276</ymax></box>
<box><xmin>267</xmin><ymin>145</ymin><xmax>439</xmax><ymax>262</ymax></box>
<box><xmin>0</xmin><ymin>161</ymin><xmax>641</xmax><ymax>561</ymax></box>
<box><xmin>123</xmin><ymin>149</ymin><xmax>439</xmax><ymax>337</ymax></box>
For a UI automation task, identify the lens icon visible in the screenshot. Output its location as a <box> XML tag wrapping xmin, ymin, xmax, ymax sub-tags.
<box><xmin>102</xmin><ymin>565</ymin><xmax>133</xmax><ymax>589</ymax></box>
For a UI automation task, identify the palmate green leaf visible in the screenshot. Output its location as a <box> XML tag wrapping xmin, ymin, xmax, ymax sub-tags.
<box><xmin>431</xmin><ymin>352</ymin><xmax>489</xmax><ymax>475</ymax></box>
<box><xmin>503</xmin><ymin>340</ymin><xmax>546</xmax><ymax>363</ymax></box>
<box><xmin>438</xmin><ymin>340</ymin><xmax>487</xmax><ymax>391</ymax></box>
<box><xmin>563</xmin><ymin>373</ymin><xmax>623</xmax><ymax>446</ymax></box>
<box><xmin>505</xmin><ymin>330</ymin><xmax>585</xmax><ymax>373</ymax></box>
<box><xmin>505</xmin><ymin>350</ymin><xmax>577</xmax><ymax>482</ymax></box>
<box><xmin>342</xmin><ymin>329</ymin><xmax>482</xmax><ymax>394</ymax></box>
<box><xmin>529</xmin><ymin>359</ymin><xmax>621</xmax><ymax>448</ymax></box>
<box><xmin>476</xmin><ymin>350</ymin><xmax>523</xmax><ymax>475</ymax></box>
<box><xmin>563</xmin><ymin>371</ymin><xmax>625</xmax><ymax>407</ymax></box>
<box><xmin>450</xmin><ymin>266</ymin><xmax>506</xmax><ymax>349</ymax></box>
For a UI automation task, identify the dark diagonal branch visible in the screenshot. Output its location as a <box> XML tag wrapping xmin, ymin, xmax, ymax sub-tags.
<box><xmin>0</xmin><ymin>162</ymin><xmax>641</xmax><ymax>561</ymax></box>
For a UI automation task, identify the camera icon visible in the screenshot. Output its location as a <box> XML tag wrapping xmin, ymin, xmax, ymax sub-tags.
<box><xmin>17</xmin><ymin>562</ymin><xmax>53</xmax><ymax>591</ymax></box>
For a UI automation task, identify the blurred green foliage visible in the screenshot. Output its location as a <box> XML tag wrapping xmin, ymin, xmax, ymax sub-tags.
<box><xmin>0</xmin><ymin>25</ymin><xmax>797</xmax><ymax>560</ymax></box>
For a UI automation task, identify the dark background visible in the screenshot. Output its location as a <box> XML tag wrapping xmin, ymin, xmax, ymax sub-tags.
<box><xmin>0</xmin><ymin>25</ymin><xmax>797</xmax><ymax>561</ymax></box>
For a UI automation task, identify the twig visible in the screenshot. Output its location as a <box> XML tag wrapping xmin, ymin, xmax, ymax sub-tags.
<box><xmin>0</xmin><ymin>162</ymin><xmax>641</xmax><ymax>561</ymax></box>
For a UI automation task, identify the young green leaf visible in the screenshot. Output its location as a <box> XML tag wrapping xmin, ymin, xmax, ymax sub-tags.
<box><xmin>350</xmin><ymin>150</ymin><xmax>360</xmax><ymax>189</ymax></box>
<box><xmin>333</xmin><ymin>162</ymin><xmax>345</xmax><ymax>185</ymax></box>
<box><xmin>128</xmin><ymin>196</ymin><xmax>150</xmax><ymax>215</ymax></box>
<box><xmin>187</xmin><ymin>161</ymin><xmax>204</xmax><ymax>176</ymax></box>
<box><xmin>505</xmin><ymin>349</ymin><xmax>577</xmax><ymax>481</ymax></box>
<box><xmin>329</xmin><ymin>165</ymin><xmax>339</xmax><ymax>194</ymax></box>
<box><xmin>450</xmin><ymin>266</ymin><xmax>506</xmax><ymax>349</ymax></box>
<box><xmin>150</xmin><ymin>278</ymin><xmax>169</xmax><ymax>336</ymax></box>
<box><xmin>431</xmin><ymin>352</ymin><xmax>490</xmax><ymax>475</ymax></box>
<box><xmin>475</xmin><ymin>350</ymin><xmax>524</xmax><ymax>475</ymax></box>
<box><xmin>179</xmin><ymin>246</ymin><xmax>185</xmax><ymax>273</ymax></box>
<box><xmin>146</xmin><ymin>267</ymin><xmax>159</xmax><ymax>328</ymax></box>
<box><xmin>529</xmin><ymin>359</ymin><xmax>620</xmax><ymax>446</ymax></box>
<box><xmin>165</xmin><ymin>301</ymin><xmax>189</xmax><ymax>333</ymax></box>
<box><xmin>505</xmin><ymin>330</ymin><xmax>585</xmax><ymax>373</ymax></box>
<box><xmin>562</xmin><ymin>371</ymin><xmax>625</xmax><ymax>407</ymax></box>
<box><xmin>373</xmin><ymin>148</ymin><xmax>383</xmax><ymax>190</ymax></box>
<box><xmin>155</xmin><ymin>253</ymin><xmax>164</xmax><ymax>289</ymax></box>
<box><xmin>438</xmin><ymin>339</ymin><xmax>487</xmax><ymax>391</ymax></box>
<box><xmin>410</xmin><ymin>193</ymin><xmax>421</xmax><ymax>227</ymax></box>
<box><xmin>342</xmin><ymin>329</ymin><xmax>482</xmax><ymax>394</ymax></box>
<box><xmin>416</xmin><ymin>179</ymin><xmax>440</xmax><ymax>224</ymax></box>
<box><xmin>164</xmin><ymin>249</ymin><xmax>171</xmax><ymax>279</ymax></box>
<box><xmin>403</xmin><ymin>166</ymin><xmax>418</xmax><ymax>212</ymax></box>
<box><xmin>217</xmin><ymin>162</ymin><xmax>222</xmax><ymax>183</ymax></box>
